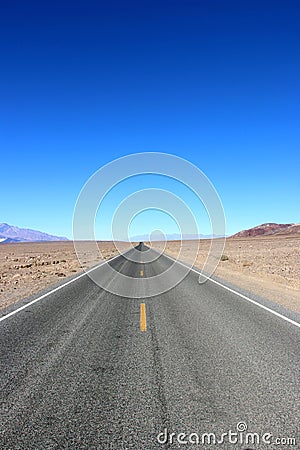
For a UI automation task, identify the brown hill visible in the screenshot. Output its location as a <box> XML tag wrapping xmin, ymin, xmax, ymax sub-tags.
<box><xmin>231</xmin><ymin>222</ymin><xmax>294</xmax><ymax>238</ymax></box>
<box><xmin>272</xmin><ymin>223</ymin><xmax>300</xmax><ymax>236</ymax></box>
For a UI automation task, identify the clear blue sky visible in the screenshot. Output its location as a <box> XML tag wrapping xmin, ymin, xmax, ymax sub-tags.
<box><xmin>1</xmin><ymin>1</ymin><xmax>299</xmax><ymax>239</ymax></box>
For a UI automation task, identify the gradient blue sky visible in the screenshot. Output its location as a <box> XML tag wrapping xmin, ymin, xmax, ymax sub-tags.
<box><xmin>1</xmin><ymin>1</ymin><xmax>299</xmax><ymax>239</ymax></box>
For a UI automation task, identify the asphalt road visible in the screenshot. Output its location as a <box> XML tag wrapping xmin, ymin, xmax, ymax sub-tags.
<box><xmin>0</xmin><ymin>244</ymin><xmax>299</xmax><ymax>449</ymax></box>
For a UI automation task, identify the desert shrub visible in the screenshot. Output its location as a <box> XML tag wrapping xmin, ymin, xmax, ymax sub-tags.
<box><xmin>221</xmin><ymin>254</ymin><xmax>229</xmax><ymax>261</ymax></box>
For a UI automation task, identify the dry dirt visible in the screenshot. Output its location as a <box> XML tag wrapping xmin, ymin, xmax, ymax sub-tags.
<box><xmin>160</xmin><ymin>235</ymin><xmax>300</xmax><ymax>314</ymax></box>
<box><xmin>0</xmin><ymin>241</ymin><xmax>131</xmax><ymax>310</ymax></box>
<box><xmin>1</xmin><ymin>237</ymin><xmax>300</xmax><ymax>314</ymax></box>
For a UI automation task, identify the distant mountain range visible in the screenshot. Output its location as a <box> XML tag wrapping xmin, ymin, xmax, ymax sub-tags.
<box><xmin>1</xmin><ymin>221</ymin><xmax>298</xmax><ymax>244</ymax></box>
<box><xmin>132</xmin><ymin>223</ymin><xmax>300</xmax><ymax>241</ymax></box>
<box><xmin>130</xmin><ymin>233</ymin><xmax>224</xmax><ymax>241</ymax></box>
<box><xmin>0</xmin><ymin>223</ymin><xmax>68</xmax><ymax>243</ymax></box>
<box><xmin>231</xmin><ymin>222</ymin><xmax>299</xmax><ymax>238</ymax></box>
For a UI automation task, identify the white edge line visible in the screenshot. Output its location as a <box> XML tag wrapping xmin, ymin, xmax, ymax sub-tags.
<box><xmin>162</xmin><ymin>251</ymin><xmax>300</xmax><ymax>330</ymax></box>
<box><xmin>2</xmin><ymin>247</ymin><xmax>299</xmax><ymax>330</ymax></box>
<box><xmin>0</xmin><ymin>251</ymin><xmax>123</xmax><ymax>323</ymax></box>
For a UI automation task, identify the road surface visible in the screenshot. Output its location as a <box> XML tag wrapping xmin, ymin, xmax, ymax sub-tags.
<box><xmin>0</xmin><ymin>244</ymin><xmax>299</xmax><ymax>449</ymax></box>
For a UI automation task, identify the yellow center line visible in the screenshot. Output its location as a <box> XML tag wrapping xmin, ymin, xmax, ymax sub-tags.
<box><xmin>140</xmin><ymin>269</ymin><xmax>144</xmax><ymax>277</ymax></box>
<box><xmin>140</xmin><ymin>303</ymin><xmax>147</xmax><ymax>332</ymax></box>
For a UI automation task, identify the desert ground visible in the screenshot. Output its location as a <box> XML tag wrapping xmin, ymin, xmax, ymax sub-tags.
<box><xmin>0</xmin><ymin>241</ymin><xmax>131</xmax><ymax>310</ymax></box>
<box><xmin>1</xmin><ymin>236</ymin><xmax>299</xmax><ymax>314</ymax></box>
<box><xmin>161</xmin><ymin>235</ymin><xmax>300</xmax><ymax>314</ymax></box>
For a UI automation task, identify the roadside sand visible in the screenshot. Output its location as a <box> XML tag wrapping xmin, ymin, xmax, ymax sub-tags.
<box><xmin>0</xmin><ymin>241</ymin><xmax>131</xmax><ymax>310</ymax></box>
<box><xmin>160</xmin><ymin>235</ymin><xmax>300</xmax><ymax>314</ymax></box>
